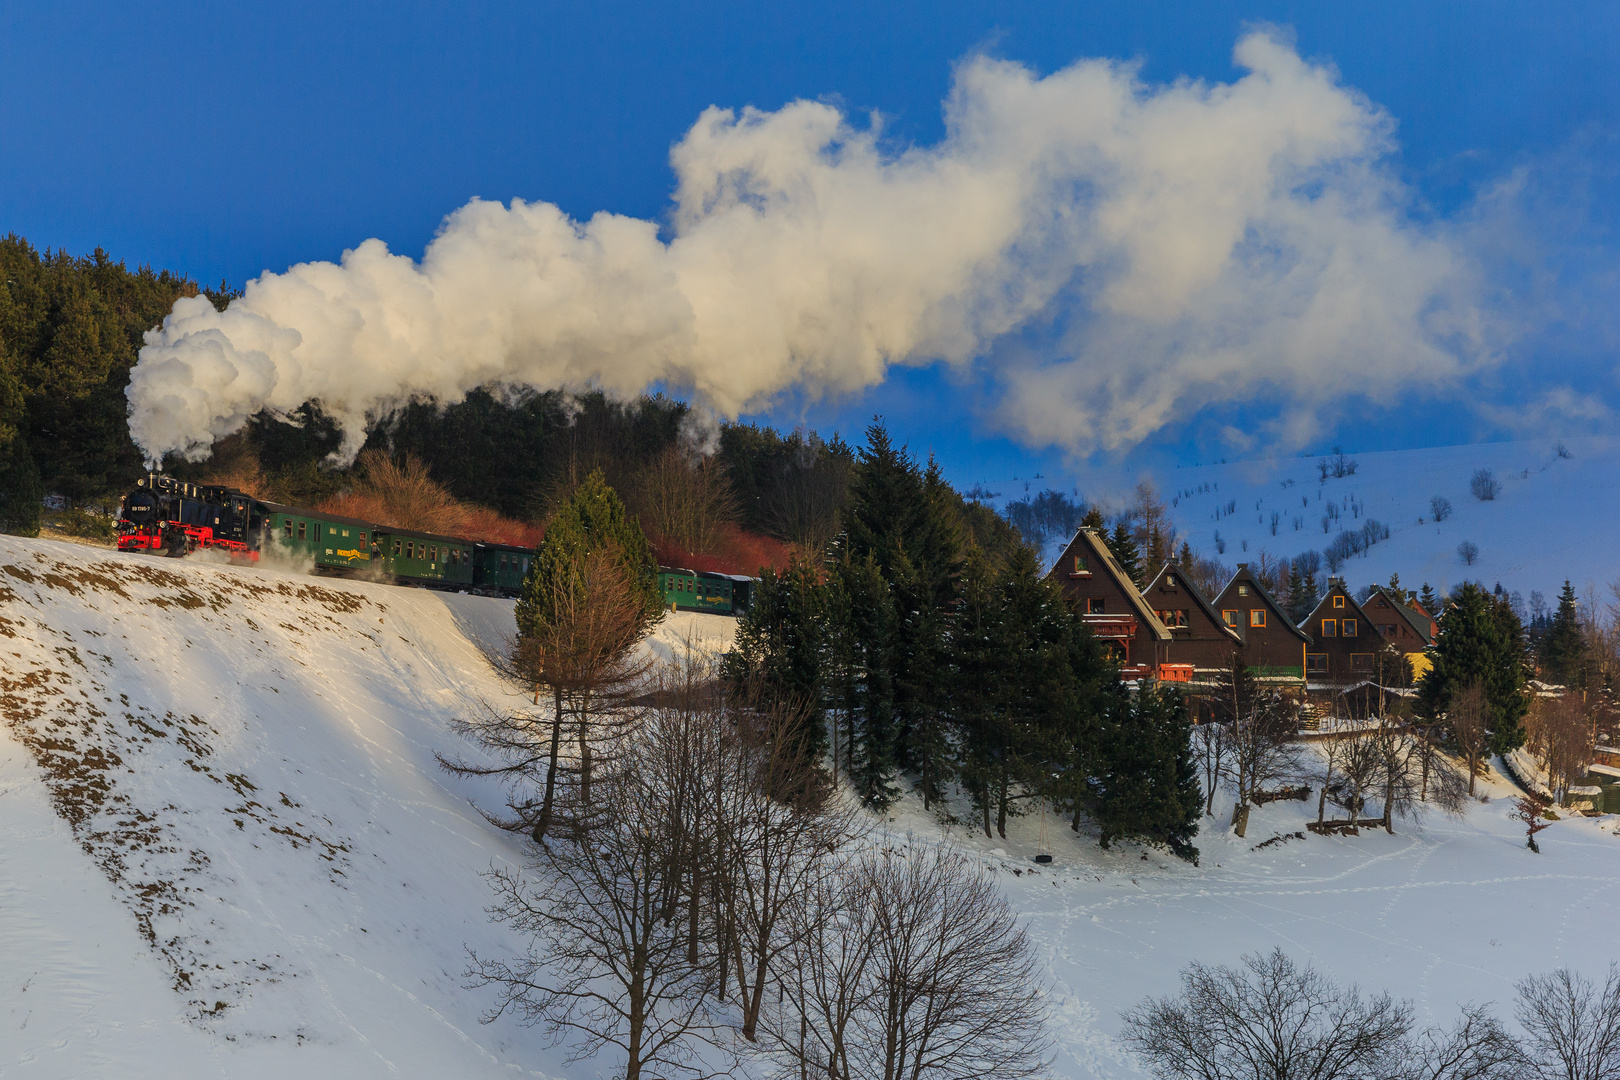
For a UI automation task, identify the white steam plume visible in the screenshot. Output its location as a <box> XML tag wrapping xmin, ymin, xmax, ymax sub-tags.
<box><xmin>127</xmin><ymin>31</ymin><xmax>1484</xmax><ymax>465</ymax></box>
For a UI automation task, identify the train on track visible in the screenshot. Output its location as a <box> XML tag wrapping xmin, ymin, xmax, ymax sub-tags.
<box><xmin>116</xmin><ymin>473</ymin><xmax>754</xmax><ymax>613</ymax></box>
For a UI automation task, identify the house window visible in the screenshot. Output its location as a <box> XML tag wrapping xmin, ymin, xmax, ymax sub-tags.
<box><xmin>1073</xmin><ymin>555</ymin><xmax>1089</xmax><ymax>575</ymax></box>
<box><xmin>1351</xmin><ymin>653</ymin><xmax>1375</xmax><ymax>671</ymax></box>
<box><xmin>1322</xmin><ymin>619</ymin><xmax>1338</xmax><ymax>637</ymax></box>
<box><xmin>1333</xmin><ymin>595</ymin><xmax>1346</xmax><ymax>609</ymax></box>
<box><xmin>1222</xmin><ymin>610</ymin><xmax>1239</xmax><ymax>627</ymax></box>
<box><xmin>1377</xmin><ymin>623</ymin><xmax>1393</xmax><ymax>637</ymax></box>
<box><xmin>1086</xmin><ymin>597</ymin><xmax>1105</xmax><ymax>614</ymax></box>
<box><xmin>1166</xmin><ymin>575</ymin><xmax>1178</xmax><ymax>589</ymax></box>
<box><xmin>1343</xmin><ymin>619</ymin><xmax>1357</xmax><ymax>637</ymax></box>
<box><xmin>1250</xmin><ymin>609</ymin><xmax>1266</xmax><ymax>627</ymax></box>
<box><xmin>1238</xmin><ymin>584</ymin><xmax>1250</xmax><ymax>596</ymax></box>
<box><xmin>1158</xmin><ymin>609</ymin><xmax>1188</xmax><ymax>628</ymax></box>
<box><xmin>1307</xmin><ymin>653</ymin><xmax>1329</xmax><ymax>673</ymax></box>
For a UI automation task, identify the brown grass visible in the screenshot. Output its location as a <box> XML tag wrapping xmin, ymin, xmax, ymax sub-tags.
<box><xmin>317</xmin><ymin>450</ymin><xmax>545</xmax><ymax>547</ymax></box>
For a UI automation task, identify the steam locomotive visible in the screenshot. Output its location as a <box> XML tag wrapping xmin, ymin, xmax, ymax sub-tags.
<box><xmin>116</xmin><ymin>473</ymin><xmax>753</xmax><ymax>611</ymax></box>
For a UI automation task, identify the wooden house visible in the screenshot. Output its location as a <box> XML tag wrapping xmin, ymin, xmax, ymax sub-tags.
<box><xmin>1212</xmin><ymin>563</ymin><xmax>1309</xmax><ymax>684</ymax></box>
<box><xmin>1363</xmin><ymin>586</ymin><xmax>1436</xmax><ymax>679</ymax></box>
<box><xmin>1047</xmin><ymin>528</ymin><xmax>1172</xmax><ymax>680</ymax></box>
<box><xmin>1141</xmin><ymin>563</ymin><xmax>1244</xmax><ymax>681</ymax></box>
<box><xmin>1298</xmin><ymin>579</ymin><xmax>1411</xmax><ymax>695</ymax></box>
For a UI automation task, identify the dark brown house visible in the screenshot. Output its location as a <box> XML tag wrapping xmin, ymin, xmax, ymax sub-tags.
<box><xmin>1212</xmin><ymin>563</ymin><xmax>1309</xmax><ymax>684</ymax></box>
<box><xmin>1298</xmin><ymin>579</ymin><xmax>1392</xmax><ymax>687</ymax></box>
<box><xmin>1363</xmin><ymin>586</ymin><xmax>1436</xmax><ymax>680</ymax></box>
<box><xmin>1047</xmin><ymin>528</ymin><xmax>1171</xmax><ymax>678</ymax></box>
<box><xmin>1141</xmin><ymin>562</ymin><xmax>1244</xmax><ymax>680</ymax></box>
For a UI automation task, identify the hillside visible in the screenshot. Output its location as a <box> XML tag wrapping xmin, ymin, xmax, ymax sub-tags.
<box><xmin>1155</xmin><ymin>436</ymin><xmax>1620</xmax><ymax>601</ymax></box>
<box><xmin>4</xmin><ymin>537</ymin><xmax>1620</xmax><ymax>1078</ymax></box>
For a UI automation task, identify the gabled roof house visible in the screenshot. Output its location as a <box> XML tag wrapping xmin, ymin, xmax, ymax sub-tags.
<box><xmin>1047</xmin><ymin>528</ymin><xmax>1172</xmax><ymax>680</ymax></box>
<box><xmin>1212</xmin><ymin>563</ymin><xmax>1310</xmax><ymax>684</ymax></box>
<box><xmin>1141</xmin><ymin>563</ymin><xmax>1244</xmax><ymax>678</ymax></box>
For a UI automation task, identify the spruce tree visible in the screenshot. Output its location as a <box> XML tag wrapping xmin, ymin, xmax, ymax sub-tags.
<box><xmin>842</xmin><ymin>553</ymin><xmax>900</xmax><ymax>809</ymax></box>
<box><xmin>0</xmin><ymin>440</ymin><xmax>43</xmax><ymax>537</ymax></box>
<box><xmin>1285</xmin><ymin>563</ymin><xmax>1309</xmax><ymax>624</ymax></box>
<box><xmin>1092</xmin><ymin>682</ymin><xmax>1200</xmax><ymax>863</ymax></box>
<box><xmin>1081</xmin><ymin>506</ymin><xmax>1106</xmax><ymax>533</ymax></box>
<box><xmin>1417</xmin><ymin>581</ymin><xmax>1528</xmax><ymax>755</ymax></box>
<box><xmin>515</xmin><ymin>469</ymin><xmax>662</xmax><ymax>640</ymax></box>
<box><xmin>1419</xmin><ymin>582</ymin><xmax>1438</xmax><ymax>614</ymax></box>
<box><xmin>1107</xmin><ymin>520</ymin><xmax>1142</xmax><ymax>585</ymax></box>
<box><xmin>949</xmin><ymin>549</ymin><xmax>1006</xmax><ymax>837</ymax></box>
<box><xmin>1176</xmin><ymin>541</ymin><xmax>1195</xmax><ymax>576</ymax></box>
<box><xmin>722</xmin><ymin>554</ymin><xmax>828</xmax><ymax>756</ymax></box>
<box><xmin>1537</xmin><ymin>581</ymin><xmax>1584</xmax><ymax>688</ymax></box>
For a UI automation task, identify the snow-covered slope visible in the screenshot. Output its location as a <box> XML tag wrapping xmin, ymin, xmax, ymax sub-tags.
<box><xmin>0</xmin><ymin>537</ymin><xmax>731</xmax><ymax>1079</ymax></box>
<box><xmin>1158</xmin><ymin>435</ymin><xmax>1620</xmax><ymax>599</ymax></box>
<box><xmin>5</xmin><ymin>536</ymin><xmax>1620</xmax><ymax>1078</ymax></box>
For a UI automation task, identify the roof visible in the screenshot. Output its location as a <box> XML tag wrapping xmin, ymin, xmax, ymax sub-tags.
<box><xmin>1365</xmin><ymin>586</ymin><xmax>1435</xmax><ymax>646</ymax></box>
<box><xmin>1142</xmin><ymin>562</ymin><xmax>1244</xmax><ymax>645</ymax></box>
<box><xmin>1216</xmin><ymin>563</ymin><xmax>1311</xmax><ymax>643</ymax></box>
<box><xmin>1056</xmin><ymin>529</ymin><xmax>1171</xmax><ymax>641</ymax></box>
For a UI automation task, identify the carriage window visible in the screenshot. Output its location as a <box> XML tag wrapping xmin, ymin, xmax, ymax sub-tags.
<box><xmin>522</xmin><ymin>558</ymin><xmax>529</xmax><ymax>574</ymax></box>
<box><xmin>359</xmin><ymin>531</ymin><xmax>366</xmax><ymax>544</ymax></box>
<box><xmin>283</xmin><ymin>520</ymin><xmax>293</xmax><ymax>538</ymax></box>
<box><xmin>298</xmin><ymin>521</ymin><xmax>307</xmax><ymax>540</ymax></box>
<box><xmin>407</xmin><ymin>541</ymin><xmax>415</xmax><ymax>558</ymax></box>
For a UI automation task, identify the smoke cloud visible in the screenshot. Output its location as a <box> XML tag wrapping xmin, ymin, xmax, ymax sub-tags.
<box><xmin>127</xmin><ymin>31</ymin><xmax>1486</xmax><ymax>465</ymax></box>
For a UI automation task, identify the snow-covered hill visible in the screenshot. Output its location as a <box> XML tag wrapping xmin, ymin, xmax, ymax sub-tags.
<box><xmin>1157</xmin><ymin>435</ymin><xmax>1620</xmax><ymax>601</ymax></box>
<box><xmin>4</xmin><ymin>536</ymin><xmax>1620</xmax><ymax>1078</ymax></box>
<box><xmin>0</xmin><ymin>537</ymin><xmax>731</xmax><ymax>1079</ymax></box>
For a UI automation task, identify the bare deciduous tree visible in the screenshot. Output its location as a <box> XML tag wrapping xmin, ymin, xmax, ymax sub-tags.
<box><xmin>1123</xmin><ymin>950</ymin><xmax>1517</xmax><ymax>1080</ymax></box>
<box><xmin>1447</xmin><ymin>681</ymin><xmax>1491</xmax><ymax>796</ymax></box>
<box><xmin>1213</xmin><ymin>656</ymin><xmax>1302</xmax><ymax>837</ymax></box>
<box><xmin>1529</xmin><ymin>694</ymin><xmax>1593</xmax><ymax>805</ymax></box>
<box><xmin>1192</xmin><ymin>716</ymin><xmax>1229</xmax><ymax>818</ymax></box>
<box><xmin>467</xmin><ymin>723</ymin><xmax>724</xmax><ymax>1080</ymax></box>
<box><xmin>443</xmin><ymin>546</ymin><xmax>651</xmax><ymax>841</ymax></box>
<box><xmin>1514</xmin><ymin>964</ymin><xmax>1620</xmax><ymax>1080</ymax></box>
<box><xmin>628</xmin><ymin>444</ymin><xmax>738</xmax><ymax>556</ymax></box>
<box><xmin>764</xmin><ymin>845</ymin><xmax>1051</xmax><ymax>1080</ymax></box>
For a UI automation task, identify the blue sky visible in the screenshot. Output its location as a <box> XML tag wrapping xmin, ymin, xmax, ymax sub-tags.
<box><xmin>3</xmin><ymin>2</ymin><xmax>1616</xmax><ymax>498</ymax></box>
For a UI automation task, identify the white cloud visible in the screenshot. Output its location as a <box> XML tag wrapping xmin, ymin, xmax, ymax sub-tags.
<box><xmin>126</xmin><ymin>30</ymin><xmax>1489</xmax><ymax>465</ymax></box>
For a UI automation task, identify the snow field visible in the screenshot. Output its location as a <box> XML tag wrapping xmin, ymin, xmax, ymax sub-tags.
<box><xmin>3</xmin><ymin>534</ymin><xmax>1620</xmax><ymax>1078</ymax></box>
<box><xmin>1157</xmin><ymin>435</ymin><xmax>1620</xmax><ymax>599</ymax></box>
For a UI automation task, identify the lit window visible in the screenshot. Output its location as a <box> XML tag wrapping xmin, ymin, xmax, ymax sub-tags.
<box><xmin>1343</xmin><ymin>619</ymin><xmax>1357</xmax><ymax>637</ymax></box>
<box><xmin>1222</xmin><ymin>610</ymin><xmax>1239</xmax><ymax>627</ymax></box>
<box><xmin>1322</xmin><ymin>619</ymin><xmax>1338</xmax><ymax>637</ymax></box>
<box><xmin>1250</xmin><ymin>609</ymin><xmax>1266</xmax><ymax>627</ymax></box>
<box><xmin>1238</xmin><ymin>584</ymin><xmax>1250</xmax><ymax>596</ymax></box>
<box><xmin>1166</xmin><ymin>575</ymin><xmax>1178</xmax><ymax>588</ymax></box>
<box><xmin>1333</xmin><ymin>595</ymin><xmax>1346</xmax><ymax>609</ymax></box>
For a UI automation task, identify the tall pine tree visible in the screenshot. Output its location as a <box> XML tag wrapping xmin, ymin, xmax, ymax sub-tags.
<box><xmin>1091</xmin><ymin>681</ymin><xmax>1200</xmax><ymax>863</ymax></box>
<box><xmin>1537</xmin><ymin>581</ymin><xmax>1584</xmax><ymax>688</ymax></box>
<box><xmin>1107</xmin><ymin>520</ymin><xmax>1142</xmax><ymax>585</ymax></box>
<box><xmin>1417</xmin><ymin>582</ymin><xmax>1529</xmax><ymax>755</ymax></box>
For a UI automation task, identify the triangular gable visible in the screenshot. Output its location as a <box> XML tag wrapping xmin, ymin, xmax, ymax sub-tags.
<box><xmin>1216</xmin><ymin>563</ymin><xmax>1311</xmax><ymax>643</ymax></box>
<box><xmin>1303</xmin><ymin>579</ymin><xmax>1377</xmax><ymax>632</ymax></box>
<box><xmin>1143</xmin><ymin>562</ymin><xmax>1244</xmax><ymax>645</ymax></box>
<box><xmin>1050</xmin><ymin>529</ymin><xmax>1171</xmax><ymax>641</ymax></box>
<box><xmin>1365</xmin><ymin>586</ymin><xmax>1436</xmax><ymax>646</ymax></box>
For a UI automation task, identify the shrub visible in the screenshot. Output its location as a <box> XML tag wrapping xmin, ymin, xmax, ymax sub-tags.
<box><xmin>1470</xmin><ymin>468</ymin><xmax>1501</xmax><ymax>501</ymax></box>
<box><xmin>1430</xmin><ymin>495</ymin><xmax>1453</xmax><ymax>521</ymax></box>
<box><xmin>1458</xmin><ymin>540</ymin><xmax>1480</xmax><ymax>565</ymax></box>
<box><xmin>57</xmin><ymin>506</ymin><xmax>117</xmax><ymax>541</ymax></box>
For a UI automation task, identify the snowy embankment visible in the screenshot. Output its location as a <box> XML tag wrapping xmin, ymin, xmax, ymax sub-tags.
<box><xmin>0</xmin><ymin>536</ymin><xmax>730</xmax><ymax>1079</ymax></box>
<box><xmin>1157</xmin><ymin>435</ymin><xmax>1620</xmax><ymax>598</ymax></box>
<box><xmin>5</xmin><ymin>535</ymin><xmax>1620</xmax><ymax>1078</ymax></box>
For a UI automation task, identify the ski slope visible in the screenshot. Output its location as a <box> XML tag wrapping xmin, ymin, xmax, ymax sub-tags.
<box><xmin>3</xmin><ymin>535</ymin><xmax>1620</xmax><ymax>1077</ymax></box>
<box><xmin>1157</xmin><ymin>435</ymin><xmax>1620</xmax><ymax>601</ymax></box>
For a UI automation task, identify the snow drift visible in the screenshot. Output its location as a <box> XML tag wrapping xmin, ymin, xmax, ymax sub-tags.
<box><xmin>127</xmin><ymin>31</ymin><xmax>1483</xmax><ymax>466</ymax></box>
